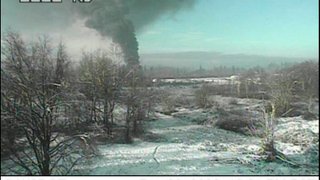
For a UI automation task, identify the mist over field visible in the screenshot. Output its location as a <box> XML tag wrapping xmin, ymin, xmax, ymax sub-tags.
<box><xmin>140</xmin><ymin>51</ymin><xmax>316</xmax><ymax>69</ymax></box>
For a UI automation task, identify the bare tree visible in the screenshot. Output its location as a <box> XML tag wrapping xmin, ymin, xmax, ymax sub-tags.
<box><xmin>79</xmin><ymin>52</ymin><xmax>100</xmax><ymax>124</ymax></box>
<box><xmin>106</xmin><ymin>43</ymin><xmax>125</xmax><ymax>133</ymax></box>
<box><xmin>1</xmin><ymin>31</ymin><xmax>92</xmax><ymax>175</ymax></box>
<box><xmin>124</xmin><ymin>65</ymin><xmax>139</xmax><ymax>142</ymax></box>
<box><xmin>267</xmin><ymin>73</ymin><xmax>295</xmax><ymax>117</ymax></box>
<box><xmin>122</xmin><ymin>64</ymin><xmax>149</xmax><ymax>141</ymax></box>
<box><xmin>78</xmin><ymin>48</ymin><xmax>124</xmax><ymax>135</ymax></box>
<box><xmin>284</xmin><ymin>61</ymin><xmax>319</xmax><ymax>112</ymax></box>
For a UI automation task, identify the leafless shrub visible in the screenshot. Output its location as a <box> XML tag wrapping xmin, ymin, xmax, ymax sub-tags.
<box><xmin>215</xmin><ymin>109</ymin><xmax>252</xmax><ymax>134</ymax></box>
<box><xmin>195</xmin><ymin>84</ymin><xmax>212</xmax><ymax>108</ymax></box>
<box><xmin>161</xmin><ymin>95</ymin><xmax>177</xmax><ymax>114</ymax></box>
<box><xmin>260</xmin><ymin>103</ymin><xmax>277</xmax><ymax>162</ymax></box>
<box><xmin>228</xmin><ymin>98</ymin><xmax>238</xmax><ymax>105</ymax></box>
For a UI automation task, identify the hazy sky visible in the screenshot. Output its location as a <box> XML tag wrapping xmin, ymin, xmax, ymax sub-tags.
<box><xmin>138</xmin><ymin>0</ymin><xmax>318</xmax><ymax>58</ymax></box>
<box><xmin>1</xmin><ymin>0</ymin><xmax>319</xmax><ymax>60</ymax></box>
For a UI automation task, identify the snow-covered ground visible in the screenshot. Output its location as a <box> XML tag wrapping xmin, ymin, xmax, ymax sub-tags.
<box><xmin>72</xmin><ymin>105</ymin><xmax>319</xmax><ymax>175</ymax></box>
<box><xmin>72</xmin><ymin>110</ymin><xmax>259</xmax><ymax>175</ymax></box>
<box><xmin>1</xmin><ymin>94</ymin><xmax>318</xmax><ymax>175</ymax></box>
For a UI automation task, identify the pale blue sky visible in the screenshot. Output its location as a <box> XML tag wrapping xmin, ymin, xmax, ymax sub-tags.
<box><xmin>138</xmin><ymin>0</ymin><xmax>318</xmax><ymax>58</ymax></box>
<box><xmin>1</xmin><ymin>0</ymin><xmax>319</xmax><ymax>59</ymax></box>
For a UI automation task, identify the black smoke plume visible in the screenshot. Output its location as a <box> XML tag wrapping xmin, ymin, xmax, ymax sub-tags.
<box><xmin>75</xmin><ymin>0</ymin><xmax>195</xmax><ymax>66</ymax></box>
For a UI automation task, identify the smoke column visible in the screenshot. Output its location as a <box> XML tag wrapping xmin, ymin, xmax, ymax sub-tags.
<box><xmin>74</xmin><ymin>0</ymin><xmax>195</xmax><ymax>66</ymax></box>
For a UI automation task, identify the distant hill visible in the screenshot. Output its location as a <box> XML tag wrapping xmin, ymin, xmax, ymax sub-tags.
<box><xmin>140</xmin><ymin>51</ymin><xmax>317</xmax><ymax>69</ymax></box>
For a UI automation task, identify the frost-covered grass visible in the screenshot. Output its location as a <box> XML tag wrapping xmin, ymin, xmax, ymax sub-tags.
<box><xmin>70</xmin><ymin>101</ymin><xmax>319</xmax><ymax>175</ymax></box>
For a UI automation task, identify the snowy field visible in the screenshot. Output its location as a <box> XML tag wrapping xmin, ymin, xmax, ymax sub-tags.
<box><xmin>1</xmin><ymin>92</ymin><xmax>318</xmax><ymax>175</ymax></box>
<box><xmin>71</xmin><ymin>99</ymin><xmax>319</xmax><ymax>175</ymax></box>
<box><xmin>152</xmin><ymin>76</ymin><xmax>238</xmax><ymax>85</ymax></box>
